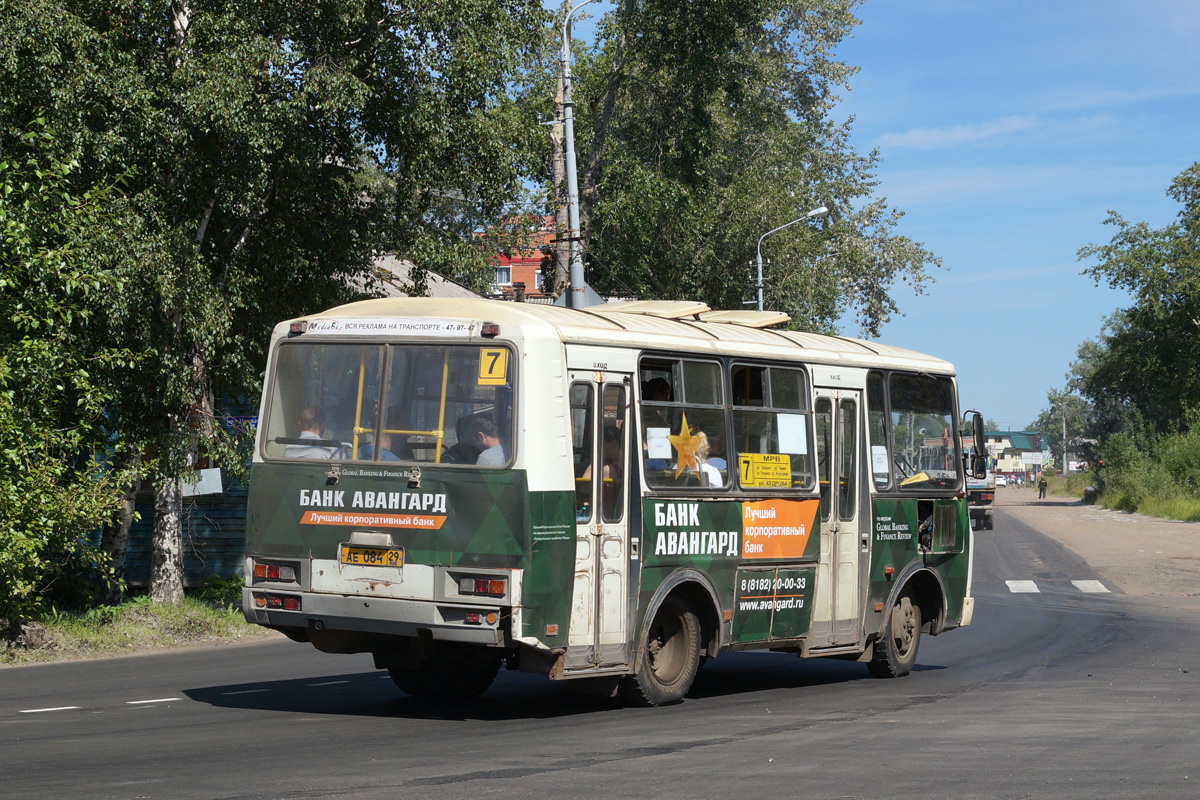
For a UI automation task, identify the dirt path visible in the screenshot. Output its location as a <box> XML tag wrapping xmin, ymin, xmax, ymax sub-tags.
<box><xmin>995</xmin><ymin>486</ymin><xmax>1200</xmax><ymax>598</ymax></box>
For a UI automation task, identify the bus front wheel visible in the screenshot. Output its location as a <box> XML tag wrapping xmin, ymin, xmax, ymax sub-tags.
<box><xmin>620</xmin><ymin>597</ymin><xmax>701</xmax><ymax>706</ymax></box>
<box><xmin>867</xmin><ymin>592</ymin><xmax>921</xmax><ymax>678</ymax></box>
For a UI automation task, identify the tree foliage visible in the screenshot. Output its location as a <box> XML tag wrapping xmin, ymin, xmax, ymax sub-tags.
<box><xmin>1076</xmin><ymin>162</ymin><xmax>1200</xmax><ymax>436</ymax></box>
<box><xmin>552</xmin><ymin>0</ymin><xmax>940</xmax><ymax>335</ymax></box>
<box><xmin>0</xmin><ymin>0</ymin><xmax>551</xmax><ymax>601</ymax></box>
<box><xmin>0</xmin><ymin>123</ymin><xmax>130</xmax><ymax>622</ymax></box>
<box><xmin>1030</xmin><ymin>387</ymin><xmax>1095</xmax><ymax>475</ymax></box>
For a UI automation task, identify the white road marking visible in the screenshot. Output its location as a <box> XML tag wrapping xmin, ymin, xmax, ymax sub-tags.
<box><xmin>19</xmin><ymin>706</ymin><xmax>82</xmax><ymax>714</ymax></box>
<box><xmin>221</xmin><ymin>689</ymin><xmax>271</xmax><ymax>696</ymax></box>
<box><xmin>1006</xmin><ymin>580</ymin><xmax>1041</xmax><ymax>593</ymax></box>
<box><xmin>306</xmin><ymin>680</ymin><xmax>350</xmax><ymax>687</ymax></box>
<box><xmin>126</xmin><ymin>698</ymin><xmax>182</xmax><ymax>705</ymax></box>
<box><xmin>1072</xmin><ymin>580</ymin><xmax>1110</xmax><ymax>593</ymax></box>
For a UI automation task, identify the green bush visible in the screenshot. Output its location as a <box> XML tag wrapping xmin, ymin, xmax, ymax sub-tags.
<box><xmin>0</xmin><ymin>123</ymin><xmax>129</xmax><ymax>623</ymax></box>
<box><xmin>1092</xmin><ymin>421</ymin><xmax>1200</xmax><ymax>520</ymax></box>
<box><xmin>191</xmin><ymin>575</ymin><xmax>244</xmax><ymax>609</ymax></box>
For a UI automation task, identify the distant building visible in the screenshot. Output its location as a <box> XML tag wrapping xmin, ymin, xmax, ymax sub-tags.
<box><xmin>491</xmin><ymin>215</ymin><xmax>555</xmax><ymax>301</ymax></box>
<box><xmin>986</xmin><ymin>430</ymin><xmax>1046</xmax><ymax>477</ymax></box>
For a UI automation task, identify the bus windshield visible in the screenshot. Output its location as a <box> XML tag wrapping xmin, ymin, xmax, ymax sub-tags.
<box><xmin>261</xmin><ymin>341</ymin><xmax>514</xmax><ymax>466</ymax></box>
<box><xmin>889</xmin><ymin>373</ymin><xmax>958</xmax><ymax>489</ymax></box>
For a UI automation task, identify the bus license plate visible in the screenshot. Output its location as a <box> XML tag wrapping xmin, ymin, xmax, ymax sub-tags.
<box><xmin>339</xmin><ymin>545</ymin><xmax>403</xmax><ymax>568</ymax></box>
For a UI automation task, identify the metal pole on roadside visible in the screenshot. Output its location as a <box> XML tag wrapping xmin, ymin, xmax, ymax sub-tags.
<box><xmin>755</xmin><ymin>206</ymin><xmax>829</xmax><ymax>311</ymax></box>
<box><xmin>1062</xmin><ymin>410</ymin><xmax>1068</xmax><ymax>477</ymax></box>
<box><xmin>559</xmin><ymin>0</ymin><xmax>596</xmax><ymax>308</ymax></box>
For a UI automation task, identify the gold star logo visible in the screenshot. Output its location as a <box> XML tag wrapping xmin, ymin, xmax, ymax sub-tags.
<box><xmin>666</xmin><ymin>411</ymin><xmax>703</xmax><ymax>478</ymax></box>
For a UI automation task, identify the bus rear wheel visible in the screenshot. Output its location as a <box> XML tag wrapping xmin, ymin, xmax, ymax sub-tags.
<box><xmin>620</xmin><ymin>597</ymin><xmax>701</xmax><ymax>706</ymax></box>
<box><xmin>867</xmin><ymin>592</ymin><xmax>921</xmax><ymax>678</ymax></box>
<box><xmin>388</xmin><ymin>644</ymin><xmax>501</xmax><ymax>699</ymax></box>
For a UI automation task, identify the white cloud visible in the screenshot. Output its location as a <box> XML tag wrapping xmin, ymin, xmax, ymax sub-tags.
<box><xmin>877</xmin><ymin>115</ymin><xmax>1040</xmax><ymax>150</ymax></box>
<box><xmin>1038</xmin><ymin>84</ymin><xmax>1200</xmax><ymax>114</ymax></box>
<box><xmin>871</xmin><ymin>162</ymin><xmax>1175</xmax><ymax>208</ymax></box>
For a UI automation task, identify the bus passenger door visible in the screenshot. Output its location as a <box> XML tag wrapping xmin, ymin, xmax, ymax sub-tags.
<box><xmin>810</xmin><ymin>389</ymin><xmax>863</xmax><ymax>648</ymax></box>
<box><xmin>566</xmin><ymin>373</ymin><xmax>632</xmax><ymax>670</ymax></box>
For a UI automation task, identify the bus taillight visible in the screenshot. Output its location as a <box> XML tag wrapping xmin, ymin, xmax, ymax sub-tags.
<box><xmin>252</xmin><ymin>562</ymin><xmax>297</xmax><ymax>582</ymax></box>
<box><xmin>254</xmin><ymin>593</ymin><xmax>301</xmax><ymax>611</ymax></box>
<box><xmin>459</xmin><ymin>577</ymin><xmax>507</xmax><ymax>597</ymax></box>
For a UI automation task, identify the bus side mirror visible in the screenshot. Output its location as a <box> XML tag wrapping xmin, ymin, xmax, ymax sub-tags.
<box><xmin>972</xmin><ymin>411</ymin><xmax>986</xmax><ymax>455</ymax></box>
<box><xmin>972</xmin><ymin>454</ymin><xmax>988</xmax><ymax>480</ymax></box>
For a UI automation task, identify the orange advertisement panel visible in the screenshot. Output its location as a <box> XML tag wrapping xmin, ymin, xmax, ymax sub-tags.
<box><xmin>741</xmin><ymin>498</ymin><xmax>819</xmax><ymax>559</ymax></box>
<box><xmin>300</xmin><ymin>510</ymin><xmax>447</xmax><ymax>530</ymax></box>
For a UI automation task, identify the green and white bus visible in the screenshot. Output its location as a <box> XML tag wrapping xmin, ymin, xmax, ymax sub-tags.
<box><xmin>244</xmin><ymin>297</ymin><xmax>982</xmax><ymax>705</ymax></box>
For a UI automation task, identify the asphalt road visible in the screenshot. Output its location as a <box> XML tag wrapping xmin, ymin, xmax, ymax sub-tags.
<box><xmin>4</xmin><ymin>506</ymin><xmax>1199</xmax><ymax>800</ymax></box>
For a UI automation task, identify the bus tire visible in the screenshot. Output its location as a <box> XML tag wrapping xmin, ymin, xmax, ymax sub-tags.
<box><xmin>620</xmin><ymin>597</ymin><xmax>701</xmax><ymax>706</ymax></box>
<box><xmin>867</xmin><ymin>592</ymin><xmax>921</xmax><ymax>679</ymax></box>
<box><xmin>388</xmin><ymin>646</ymin><xmax>500</xmax><ymax>699</ymax></box>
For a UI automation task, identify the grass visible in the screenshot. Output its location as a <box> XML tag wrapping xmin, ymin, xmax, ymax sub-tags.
<box><xmin>1045</xmin><ymin>473</ymin><xmax>1200</xmax><ymax>522</ymax></box>
<box><xmin>1107</xmin><ymin>493</ymin><xmax>1200</xmax><ymax>522</ymax></box>
<box><xmin>0</xmin><ymin>581</ymin><xmax>274</xmax><ymax>666</ymax></box>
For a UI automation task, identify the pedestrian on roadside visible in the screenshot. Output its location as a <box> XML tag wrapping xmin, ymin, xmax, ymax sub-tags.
<box><xmin>1038</xmin><ymin>476</ymin><xmax>1048</xmax><ymax>499</ymax></box>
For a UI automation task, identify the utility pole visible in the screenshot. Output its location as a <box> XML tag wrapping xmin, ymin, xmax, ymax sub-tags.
<box><xmin>1062</xmin><ymin>409</ymin><xmax>1068</xmax><ymax>476</ymax></box>
<box><xmin>558</xmin><ymin>0</ymin><xmax>596</xmax><ymax>308</ymax></box>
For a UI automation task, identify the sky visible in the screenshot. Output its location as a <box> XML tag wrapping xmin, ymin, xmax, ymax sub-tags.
<box><xmin>561</xmin><ymin>0</ymin><xmax>1199</xmax><ymax>431</ymax></box>
<box><xmin>830</xmin><ymin>0</ymin><xmax>1200</xmax><ymax>430</ymax></box>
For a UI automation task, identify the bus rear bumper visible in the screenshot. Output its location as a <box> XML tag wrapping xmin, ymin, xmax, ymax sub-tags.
<box><xmin>243</xmin><ymin>588</ymin><xmax>506</xmax><ymax>646</ymax></box>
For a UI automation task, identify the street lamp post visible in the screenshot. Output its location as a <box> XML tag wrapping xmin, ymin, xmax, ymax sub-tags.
<box><xmin>755</xmin><ymin>205</ymin><xmax>829</xmax><ymax>311</ymax></box>
<box><xmin>559</xmin><ymin>0</ymin><xmax>596</xmax><ymax>308</ymax></box>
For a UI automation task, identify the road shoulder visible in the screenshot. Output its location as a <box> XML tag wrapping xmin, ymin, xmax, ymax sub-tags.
<box><xmin>995</xmin><ymin>487</ymin><xmax>1200</xmax><ymax>598</ymax></box>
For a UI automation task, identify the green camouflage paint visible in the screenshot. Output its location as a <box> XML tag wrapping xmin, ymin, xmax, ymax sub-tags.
<box><xmin>245</xmin><ymin>463</ymin><xmax>576</xmax><ymax>644</ymax></box>
<box><xmin>638</xmin><ymin>497</ymin><xmax>822</xmax><ymax>645</ymax></box>
<box><xmin>867</xmin><ymin>497</ymin><xmax>972</xmax><ymax>628</ymax></box>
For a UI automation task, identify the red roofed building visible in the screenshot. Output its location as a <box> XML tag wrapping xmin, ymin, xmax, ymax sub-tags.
<box><xmin>493</xmin><ymin>215</ymin><xmax>556</xmax><ymax>300</ymax></box>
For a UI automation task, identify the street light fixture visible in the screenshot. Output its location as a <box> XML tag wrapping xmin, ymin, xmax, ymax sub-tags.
<box><xmin>755</xmin><ymin>205</ymin><xmax>829</xmax><ymax>311</ymax></box>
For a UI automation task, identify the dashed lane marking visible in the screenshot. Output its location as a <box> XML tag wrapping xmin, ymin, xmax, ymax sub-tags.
<box><xmin>126</xmin><ymin>698</ymin><xmax>182</xmax><ymax>705</ymax></box>
<box><xmin>13</xmin><ymin>680</ymin><xmax>368</xmax><ymax>717</ymax></box>
<box><xmin>1005</xmin><ymin>579</ymin><xmax>1111</xmax><ymax>594</ymax></box>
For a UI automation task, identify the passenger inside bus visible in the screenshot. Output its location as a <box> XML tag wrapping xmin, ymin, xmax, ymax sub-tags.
<box><xmin>579</xmin><ymin>426</ymin><xmax>624</xmax><ymax>517</ymax></box>
<box><xmin>376</xmin><ymin>407</ymin><xmax>416</xmax><ymax>461</ymax></box>
<box><xmin>285</xmin><ymin>408</ymin><xmax>336</xmax><ymax>459</ymax></box>
<box><xmin>442</xmin><ymin>415</ymin><xmax>481</xmax><ymax>464</ymax></box>
<box><xmin>460</xmin><ymin>411</ymin><xmax>506</xmax><ymax>466</ymax></box>
<box><xmin>690</xmin><ymin>429</ymin><xmax>723</xmax><ymax>487</ymax></box>
<box><xmin>357</xmin><ymin>432</ymin><xmax>402</xmax><ymax>461</ymax></box>
<box><xmin>642</xmin><ymin>377</ymin><xmax>674</xmax><ymax>470</ymax></box>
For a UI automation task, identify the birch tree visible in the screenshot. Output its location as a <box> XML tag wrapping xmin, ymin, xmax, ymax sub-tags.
<box><xmin>0</xmin><ymin>0</ymin><xmax>549</xmax><ymax>602</ymax></box>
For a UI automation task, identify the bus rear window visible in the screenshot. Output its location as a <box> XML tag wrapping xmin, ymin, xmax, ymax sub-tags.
<box><xmin>262</xmin><ymin>341</ymin><xmax>514</xmax><ymax>466</ymax></box>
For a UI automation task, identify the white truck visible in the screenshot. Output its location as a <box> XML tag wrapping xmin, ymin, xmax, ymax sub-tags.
<box><xmin>965</xmin><ymin>444</ymin><xmax>995</xmax><ymax>530</ymax></box>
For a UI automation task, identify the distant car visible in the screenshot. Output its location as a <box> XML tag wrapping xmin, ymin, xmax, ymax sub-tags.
<box><xmin>995</xmin><ymin>475</ymin><xmax>1007</xmax><ymax>487</ymax></box>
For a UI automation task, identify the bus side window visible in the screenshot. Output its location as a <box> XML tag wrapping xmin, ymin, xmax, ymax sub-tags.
<box><xmin>570</xmin><ymin>383</ymin><xmax>594</xmax><ymax>521</ymax></box>
<box><xmin>867</xmin><ymin>371</ymin><xmax>891</xmax><ymax>489</ymax></box>
<box><xmin>731</xmin><ymin>364</ymin><xmax>813</xmax><ymax>490</ymax></box>
<box><xmin>640</xmin><ymin>359</ymin><xmax>726</xmax><ymax>489</ymax></box>
<box><xmin>815</xmin><ymin>398</ymin><xmax>833</xmax><ymax>522</ymax></box>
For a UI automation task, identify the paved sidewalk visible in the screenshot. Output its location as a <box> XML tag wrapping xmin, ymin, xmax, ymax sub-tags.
<box><xmin>995</xmin><ymin>486</ymin><xmax>1200</xmax><ymax>598</ymax></box>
